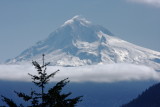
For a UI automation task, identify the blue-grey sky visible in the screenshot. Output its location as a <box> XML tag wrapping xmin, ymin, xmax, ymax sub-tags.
<box><xmin>0</xmin><ymin>0</ymin><xmax>160</xmax><ymax>62</ymax></box>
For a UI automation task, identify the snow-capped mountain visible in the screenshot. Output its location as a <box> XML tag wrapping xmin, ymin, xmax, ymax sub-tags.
<box><xmin>7</xmin><ymin>15</ymin><xmax>160</xmax><ymax>70</ymax></box>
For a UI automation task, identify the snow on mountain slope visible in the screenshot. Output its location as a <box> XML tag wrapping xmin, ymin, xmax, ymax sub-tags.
<box><xmin>6</xmin><ymin>15</ymin><xmax>160</xmax><ymax>70</ymax></box>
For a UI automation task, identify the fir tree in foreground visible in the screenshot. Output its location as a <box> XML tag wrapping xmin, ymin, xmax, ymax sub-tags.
<box><xmin>1</xmin><ymin>54</ymin><xmax>82</xmax><ymax>107</ymax></box>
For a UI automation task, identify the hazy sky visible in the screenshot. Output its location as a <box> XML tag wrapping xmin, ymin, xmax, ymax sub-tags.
<box><xmin>0</xmin><ymin>0</ymin><xmax>160</xmax><ymax>62</ymax></box>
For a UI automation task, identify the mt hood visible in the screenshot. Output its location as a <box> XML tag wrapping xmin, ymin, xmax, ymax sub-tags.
<box><xmin>7</xmin><ymin>16</ymin><xmax>160</xmax><ymax>70</ymax></box>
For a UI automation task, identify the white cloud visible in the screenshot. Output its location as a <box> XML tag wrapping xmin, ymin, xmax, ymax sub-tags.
<box><xmin>0</xmin><ymin>64</ymin><xmax>160</xmax><ymax>83</ymax></box>
<box><xmin>127</xmin><ymin>0</ymin><xmax>160</xmax><ymax>7</ymax></box>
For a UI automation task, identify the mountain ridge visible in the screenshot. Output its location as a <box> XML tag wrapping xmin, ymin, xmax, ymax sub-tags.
<box><xmin>6</xmin><ymin>16</ymin><xmax>160</xmax><ymax>70</ymax></box>
<box><xmin>121</xmin><ymin>82</ymin><xmax>160</xmax><ymax>107</ymax></box>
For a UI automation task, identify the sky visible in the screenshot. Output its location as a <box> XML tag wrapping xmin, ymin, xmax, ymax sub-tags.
<box><xmin>0</xmin><ymin>0</ymin><xmax>160</xmax><ymax>62</ymax></box>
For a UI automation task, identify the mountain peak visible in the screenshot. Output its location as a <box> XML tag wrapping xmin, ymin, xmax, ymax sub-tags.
<box><xmin>63</xmin><ymin>15</ymin><xmax>91</xmax><ymax>26</ymax></box>
<box><xmin>6</xmin><ymin>16</ymin><xmax>160</xmax><ymax>70</ymax></box>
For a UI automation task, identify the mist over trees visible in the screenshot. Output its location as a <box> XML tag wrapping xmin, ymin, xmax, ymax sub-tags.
<box><xmin>1</xmin><ymin>54</ymin><xmax>82</xmax><ymax>107</ymax></box>
<box><xmin>121</xmin><ymin>83</ymin><xmax>160</xmax><ymax>107</ymax></box>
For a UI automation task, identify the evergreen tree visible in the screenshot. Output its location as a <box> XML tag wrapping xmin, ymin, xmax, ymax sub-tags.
<box><xmin>1</xmin><ymin>54</ymin><xmax>82</xmax><ymax>107</ymax></box>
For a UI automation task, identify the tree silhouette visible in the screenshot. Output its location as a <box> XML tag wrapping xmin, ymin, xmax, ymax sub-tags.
<box><xmin>1</xmin><ymin>54</ymin><xmax>82</xmax><ymax>107</ymax></box>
